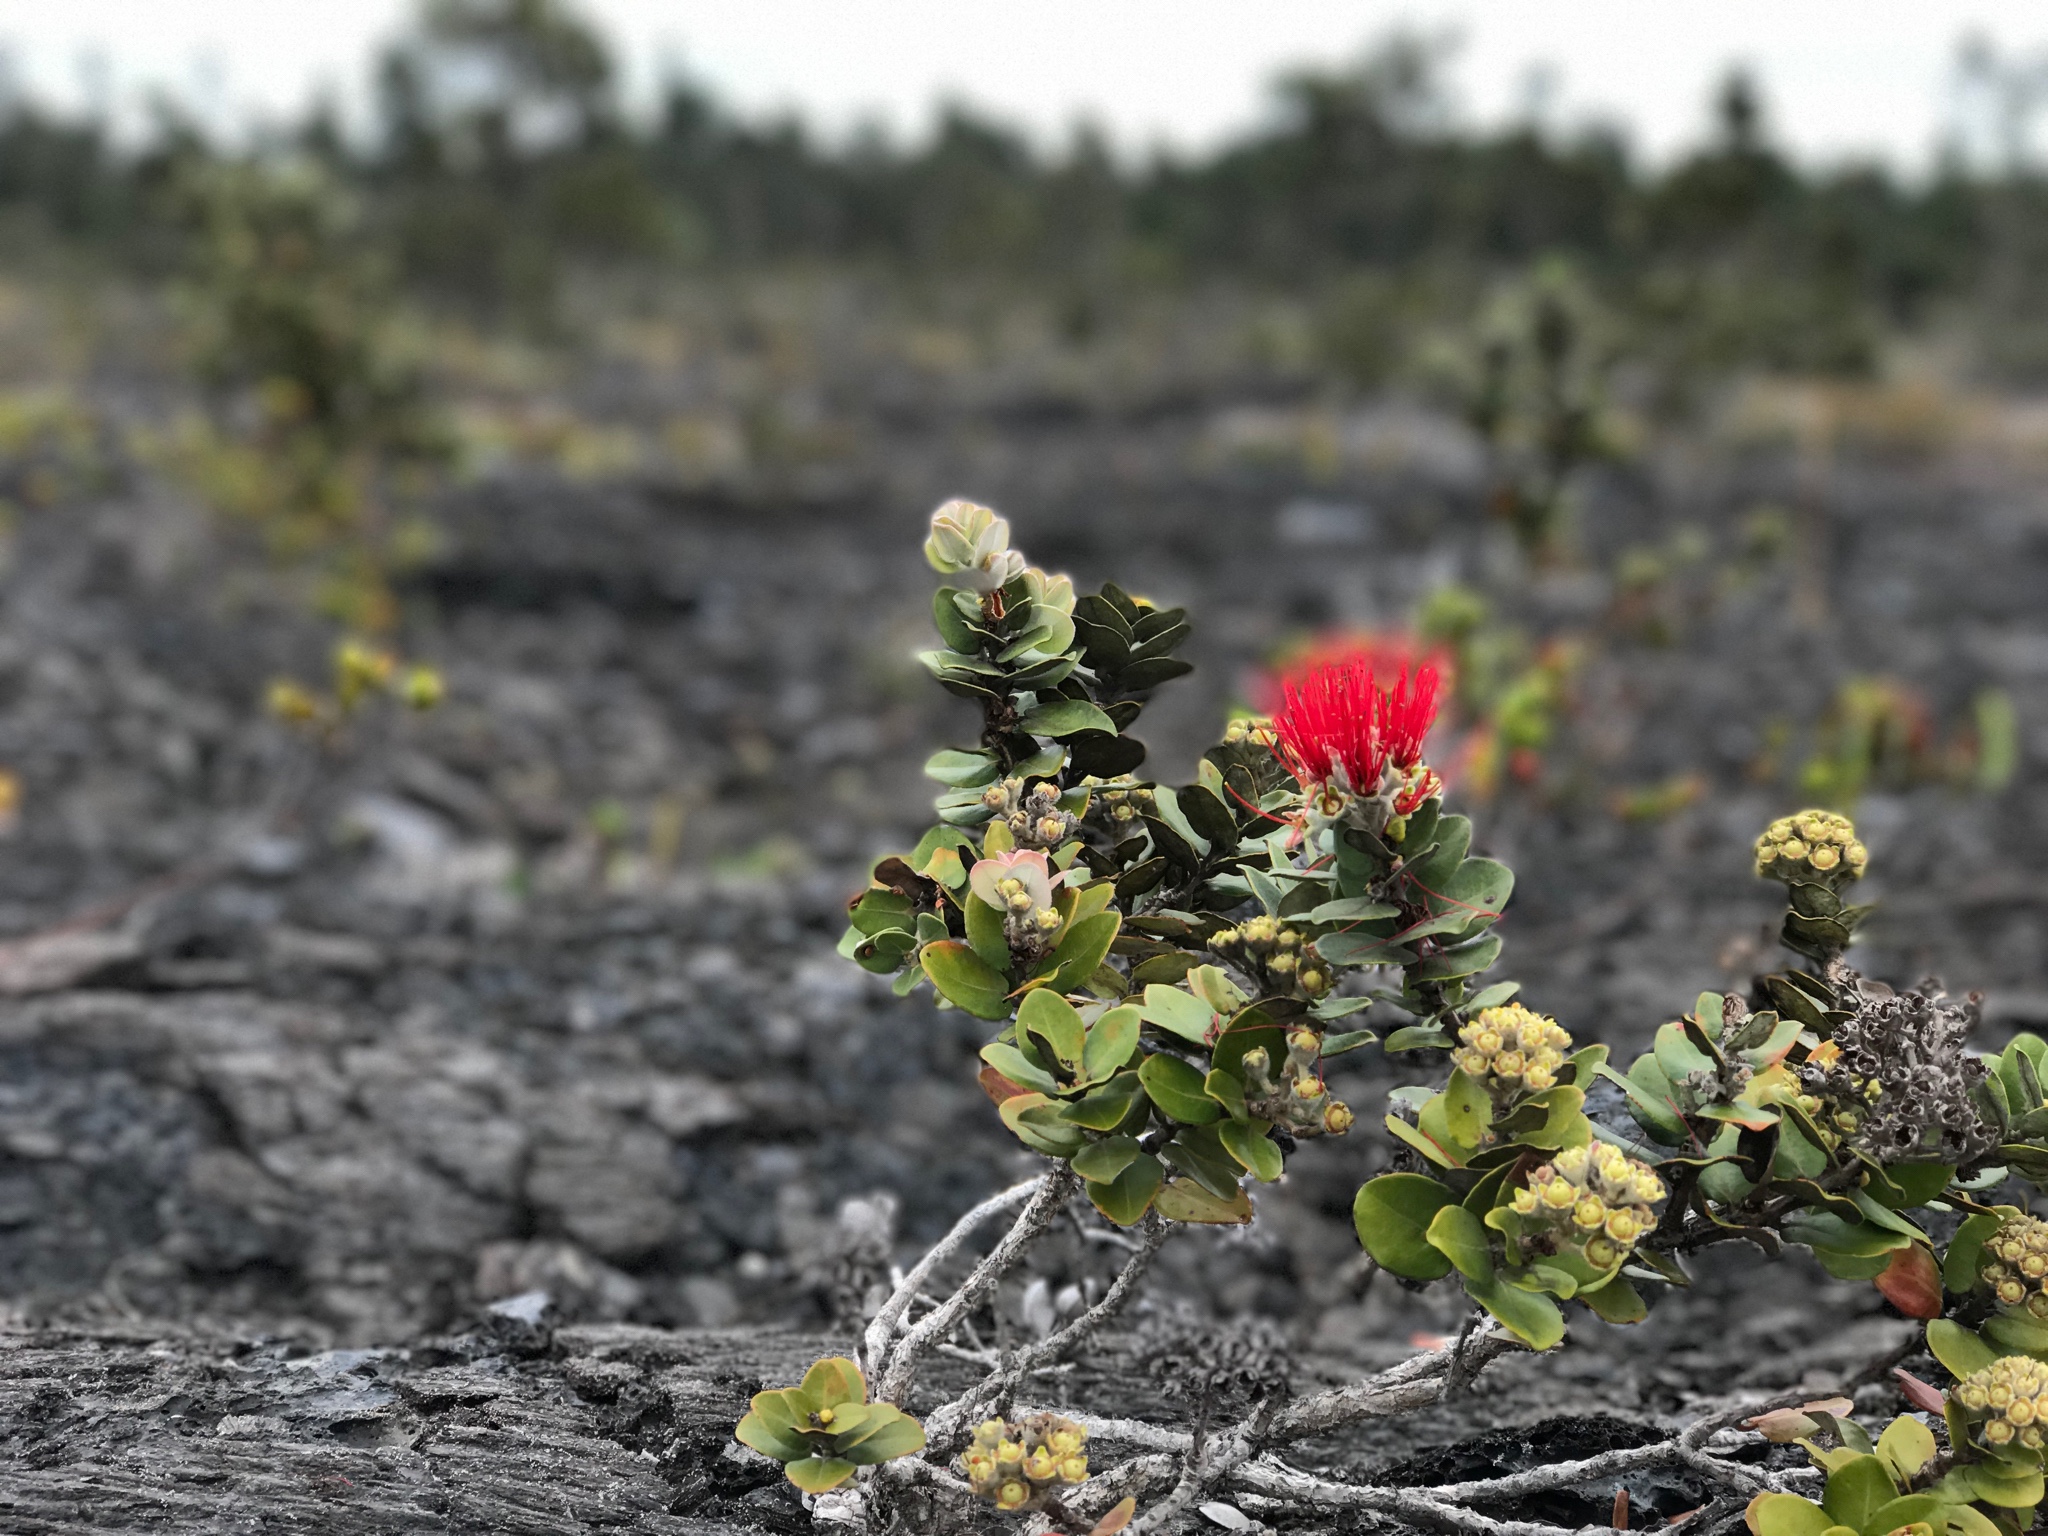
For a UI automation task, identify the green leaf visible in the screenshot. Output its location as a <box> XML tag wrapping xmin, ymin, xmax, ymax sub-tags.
<box><xmin>1864</xmin><ymin>1162</ymin><xmax>1954</xmax><ymax>1210</ymax></box>
<box><xmin>1019</xmin><ymin>699</ymin><xmax>1117</xmax><ymax>738</ymax></box>
<box><xmin>1858</xmin><ymin>1495</ymin><xmax>1942</xmax><ymax>1536</ymax></box>
<box><xmin>1204</xmin><ymin>1068</ymin><xmax>1249</xmax><ymax>1121</ymax></box>
<box><xmin>1957</xmin><ymin>1460</ymin><xmax>2046</xmax><ymax>1509</ymax></box>
<box><xmin>1425</xmin><ymin>1203</ymin><xmax>1496</xmax><ymax>1283</ymax></box>
<box><xmin>1148</xmin><ymin>788</ymin><xmax>1210</xmax><ymax>857</ymax></box>
<box><xmin>1352</xmin><ymin>1174</ymin><xmax>1457</xmax><ymax>1281</ymax></box>
<box><xmin>1071</xmin><ymin>1134</ymin><xmax>1143</xmax><ymax>1183</ymax></box>
<box><xmin>923</xmin><ymin>748</ymin><xmax>1000</xmax><ymax>788</ymax></box>
<box><xmin>1982</xmin><ymin>1310</ymin><xmax>2048</xmax><ymax>1356</ymax></box>
<box><xmin>922</xmin><ymin>940</ymin><xmax>1014</xmax><ymax>1020</ymax></box>
<box><xmin>964</xmin><ymin>894</ymin><xmax>1011</xmax><ymax>973</ymax></box>
<box><xmin>1411</xmin><ymin>932</ymin><xmax>1503</xmax><ymax>983</ymax></box>
<box><xmin>999</xmin><ymin>1093</ymin><xmax>1088</xmax><ymax>1157</ymax></box>
<box><xmin>849</xmin><ymin>890</ymin><xmax>918</xmax><ymax>937</ymax></box>
<box><xmin>1601</xmin><ymin>1060</ymin><xmax>1687</xmax><ymax>1144</ymax></box>
<box><xmin>1442</xmin><ymin>1068</ymin><xmax>1493</xmax><ymax>1151</ymax></box>
<box><xmin>1018</xmin><ymin>989</ymin><xmax>1087</xmax><ymax>1074</ymax></box>
<box><xmin>1579</xmin><ymin>1275</ymin><xmax>1647</xmax><ymax>1324</ymax></box>
<box><xmin>1178</xmin><ymin>784</ymin><xmax>1240</xmax><ymax>851</ymax></box>
<box><xmin>1118</xmin><ymin>656</ymin><xmax>1195</xmax><ymax>692</ymax></box>
<box><xmin>931</xmin><ymin>587</ymin><xmax>978</xmax><ymax>651</ymax></box>
<box><xmin>1874</xmin><ymin>1415</ymin><xmax>1936</xmax><ymax>1485</ymax></box>
<box><xmin>735</xmin><ymin>1409</ymin><xmax>813</xmax><ymax>1462</ymax></box>
<box><xmin>1321</xmin><ymin>1028</ymin><xmax>1378</xmax><ymax>1056</ymax></box>
<box><xmin>798</xmin><ymin>1358</ymin><xmax>867</xmax><ymax>1410</ymax></box>
<box><xmin>1819</xmin><ymin>1455</ymin><xmax>1898</xmax><ymax>1533</ymax></box>
<box><xmin>1140</xmin><ymin>983</ymin><xmax>1218</xmax><ymax>1045</ymax></box>
<box><xmin>1468</xmin><ymin>1273</ymin><xmax>1566</xmax><ymax>1349</ymax></box>
<box><xmin>1465</xmin><ymin>981</ymin><xmax>1522</xmax><ymax>1011</ymax></box>
<box><xmin>1744</xmin><ymin>1494</ymin><xmax>1836</xmax><ymax>1536</ymax></box>
<box><xmin>1154</xmin><ymin>1177</ymin><xmax>1253</xmax><ymax>1224</ymax></box>
<box><xmin>979</xmin><ymin>1042</ymin><xmax>1059</xmax><ymax>1095</ymax></box>
<box><xmin>1305</xmin><ymin>897</ymin><xmax>1401</xmax><ymax>924</ymax></box>
<box><xmin>1036</xmin><ymin>912</ymin><xmax>1122</xmax><ymax>993</ymax></box>
<box><xmin>1140</xmin><ymin>1053</ymin><xmax>1222</xmax><ymax>1124</ymax></box>
<box><xmin>1219</xmin><ymin>1118</ymin><xmax>1283</xmax><ymax>1182</ymax></box>
<box><xmin>1774</xmin><ymin>1119</ymin><xmax>1830</xmax><ymax>1180</ymax></box>
<box><xmin>783</xmin><ymin>1457</ymin><xmax>856</xmax><ymax>1494</ymax></box>
<box><xmin>1925</xmin><ymin>1319</ymin><xmax>1999</xmax><ymax>1379</ymax></box>
<box><xmin>1161</xmin><ymin>1123</ymin><xmax>1246</xmax><ymax>1198</ymax></box>
<box><xmin>1082</xmin><ymin>1006</ymin><xmax>1142</xmax><ymax>1084</ymax></box>
<box><xmin>1060</xmin><ymin>1071</ymin><xmax>1146</xmax><ymax>1131</ymax></box>
<box><xmin>1384</xmin><ymin>1025</ymin><xmax>1454</xmax><ymax>1052</ymax></box>
<box><xmin>1404</xmin><ymin>814</ymin><xmax>1472</xmax><ymax>889</ymax></box>
<box><xmin>837</xmin><ymin>1407</ymin><xmax>926</xmax><ymax>1466</ymax></box>
<box><xmin>1433</xmin><ymin>857</ymin><xmax>1514</xmax><ymax>925</ymax></box>
<box><xmin>1087</xmin><ymin>1152</ymin><xmax>1163</xmax><ymax>1226</ymax></box>
<box><xmin>1944</xmin><ymin>1211</ymin><xmax>2006</xmax><ymax>1293</ymax></box>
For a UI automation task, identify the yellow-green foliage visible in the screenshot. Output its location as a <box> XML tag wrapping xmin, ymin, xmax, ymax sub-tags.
<box><xmin>162</xmin><ymin>159</ymin><xmax>448</xmax><ymax>631</ymax></box>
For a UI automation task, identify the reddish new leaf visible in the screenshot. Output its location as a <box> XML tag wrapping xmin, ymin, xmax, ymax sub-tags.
<box><xmin>1894</xmin><ymin>1367</ymin><xmax>1947</xmax><ymax>1415</ymax></box>
<box><xmin>1873</xmin><ymin>1244</ymin><xmax>1942</xmax><ymax>1319</ymax></box>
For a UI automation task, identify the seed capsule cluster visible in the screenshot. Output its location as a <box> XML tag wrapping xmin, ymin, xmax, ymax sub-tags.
<box><xmin>979</xmin><ymin>777</ymin><xmax>1080</xmax><ymax>850</ymax></box>
<box><xmin>1953</xmin><ymin>1355</ymin><xmax>2048</xmax><ymax>1450</ymax></box>
<box><xmin>1754</xmin><ymin>809</ymin><xmax>1867</xmax><ymax>886</ymax></box>
<box><xmin>960</xmin><ymin>1413</ymin><xmax>1088</xmax><ymax>1510</ymax></box>
<box><xmin>1511</xmin><ymin>1143</ymin><xmax>1665</xmax><ymax>1269</ymax></box>
<box><xmin>1455</xmin><ymin>1004</ymin><xmax>1573</xmax><ymax>1098</ymax></box>
<box><xmin>1982</xmin><ymin>1216</ymin><xmax>2048</xmax><ymax>1320</ymax></box>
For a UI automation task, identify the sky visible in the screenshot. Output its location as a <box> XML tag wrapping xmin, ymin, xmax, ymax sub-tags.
<box><xmin>3</xmin><ymin>1</ymin><xmax>2048</xmax><ymax>171</ymax></box>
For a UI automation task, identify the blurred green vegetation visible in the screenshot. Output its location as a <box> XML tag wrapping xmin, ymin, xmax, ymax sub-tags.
<box><xmin>1</xmin><ymin>5</ymin><xmax>2046</xmax><ymax>389</ymax></box>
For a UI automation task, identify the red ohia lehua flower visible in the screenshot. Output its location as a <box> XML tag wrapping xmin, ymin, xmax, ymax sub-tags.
<box><xmin>1271</xmin><ymin>657</ymin><xmax>1443</xmax><ymax>812</ymax></box>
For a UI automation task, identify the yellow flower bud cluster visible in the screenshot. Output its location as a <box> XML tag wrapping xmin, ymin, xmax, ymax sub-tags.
<box><xmin>1511</xmin><ymin>1143</ymin><xmax>1666</xmax><ymax>1270</ymax></box>
<box><xmin>1222</xmin><ymin>717</ymin><xmax>1278</xmax><ymax>751</ymax></box>
<box><xmin>1982</xmin><ymin>1216</ymin><xmax>2048</xmax><ymax>1321</ymax></box>
<box><xmin>960</xmin><ymin>1413</ymin><xmax>1088</xmax><ymax>1510</ymax></box>
<box><xmin>1754</xmin><ymin>810</ymin><xmax>1867</xmax><ymax>887</ymax></box>
<box><xmin>269</xmin><ymin>643</ymin><xmax>444</xmax><ymax>737</ymax></box>
<box><xmin>1089</xmin><ymin>781</ymin><xmax>1155</xmax><ymax>829</ymax></box>
<box><xmin>1241</xmin><ymin>1035</ymin><xmax>1353</xmax><ymax>1137</ymax></box>
<box><xmin>978</xmin><ymin>776</ymin><xmax>1079</xmax><ymax>850</ymax></box>
<box><xmin>1455</xmin><ymin>1004</ymin><xmax>1572</xmax><ymax>1099</ymax></box>
<box><xmin>1212</xmin><ymin>918</ymin><xmax>1332</xmax><ymax>999</ymax></box>
<box><xmin>1953</xmin><ymin>1354</ymin><xmax>2048</xmax><ymax>1451</ymax></box>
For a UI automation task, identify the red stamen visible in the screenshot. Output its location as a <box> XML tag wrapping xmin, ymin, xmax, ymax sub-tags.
<box><xmin>1270</xmin><ymin>657</ymin><xmax>1444</xmax><ymax>798</ymax></box>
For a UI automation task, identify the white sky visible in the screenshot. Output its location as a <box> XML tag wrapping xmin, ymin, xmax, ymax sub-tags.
<box><xmin>3</xmin><ymin>1</ymin><xmax>2048</xmax><ymax>171</ymax></box>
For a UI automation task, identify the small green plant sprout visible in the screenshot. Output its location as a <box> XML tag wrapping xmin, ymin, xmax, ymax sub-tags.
<box><xmin>733</xmin><ymin>1357</ymin><xmax>925</xmax><ymax>1494</ymax></box>
<box><xmin>752</xmin><ymin>506</ymin><xmax>2048</xmax><ymax>1532</ymax></box>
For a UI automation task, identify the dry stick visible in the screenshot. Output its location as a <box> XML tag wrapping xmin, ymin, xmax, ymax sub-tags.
<box><xmin>926</xmin><ymin>1210</ymin><xmax>1174</xmax><ymax>1449</ymax></box>
<box><xmin>877</xmin><ymin>1165</ymin><xmax>1080</xmax><ymax>1405</ymax></box>
<box><xmin>861</xmin><ymin>1174</ymin><xmax>1045</xmax><ymax>1379</ymax></box>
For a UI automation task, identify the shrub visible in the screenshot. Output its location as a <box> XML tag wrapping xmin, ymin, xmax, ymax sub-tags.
<box><xmin>734</xmin><ymin>501</ymin><xmax>2048</xmax><ymax>1536</ymax></box>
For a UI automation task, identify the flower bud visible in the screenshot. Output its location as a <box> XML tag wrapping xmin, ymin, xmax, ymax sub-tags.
<box><xmin>1754</xmin><ymin>809</ymin><xmax>1865</xmax><ymax>888</ymax></box>
<box><xmin>267</xmin><ymin>679</ymin><xmax>320</xmax><ymax>724</ymax></box>
<box><xmin>1517</xmin><ymin>1142</ymin><xmax>1663</xmax><ymax>1269</ymax></box>
<box><xmin>1323</xmin><ymin>1099</ymin><xmax>1355</xmax><ymax>1135</ymax></box>
<box><xmin>401</xmin><ymin>666</ymin><xmax>444</xmax><ymax>710</ymax></box>
<box><xmin>1953</xmin><ymin>1355</ymin><xmax>2048</xmax><ymax>1452</ymax></box>
<box><xmin>1456</xmin><ymin>1004</ymin><xmax>1573</xmax><ymax>1102</ymax></box>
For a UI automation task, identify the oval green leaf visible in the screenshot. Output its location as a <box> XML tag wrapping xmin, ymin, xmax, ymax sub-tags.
<box><xmin>1352</xmin><ymin>1173</ymin><xmax>1457</xmax><ymax>1281</ymax></box>
<box><xmin>1139</xmin><ymin>1053</ymin><xmax>1222</xmax><ymax>1124</ymax></box>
